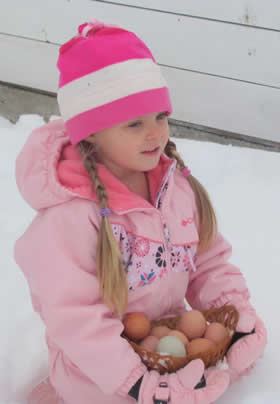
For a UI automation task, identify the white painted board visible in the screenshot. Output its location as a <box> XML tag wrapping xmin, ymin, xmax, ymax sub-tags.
<box><xmin>1</xmin><ymin>0</ymin><xmax>279</xmax><ymax>88</ymax></box>
<box><xmin>0</xmin><ymin>0</ymin><xmax>279</xmax><ymax>142</ymax></box>
<box><xmin>0</xmin><ymin>34</ymin><xmax>59</xmax><ymax>93</ymax></box>
<box><xmin>100</xmin><ymin>0</ymin><xmax>280</xmax><ymax>30</ymax></box>
<box><xmin>0</xmin><ymin>34</ymin><xmax>279</xmax><ymax>142</ymax></box>
<box><xmin>163</xmin><ymin>65</ymin><xmax>280</xmax><ymax>143</ymax></box>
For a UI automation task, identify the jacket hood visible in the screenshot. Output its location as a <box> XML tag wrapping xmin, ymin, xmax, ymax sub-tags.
<box><xmin>15</xmin><ymin>119</ymin><xmax>175</xmax><ymax>212</ymax></box>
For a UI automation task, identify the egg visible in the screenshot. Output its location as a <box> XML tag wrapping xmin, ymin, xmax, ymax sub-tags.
<box><xmin>123</xmin><ymin>312</ymin><xmax>151</xmax><ymax>342</ymax></box>
<box><xmin>139</xmin><ymin>335</ymin><xmax>159</xmax><ymax>352</ymax></box>
<box><xmin>156</xmin><ymin>336</ymin><xmax>186</xmax><ymax>357</ymax></box>
<box><xmin>168</xmin><ymin>330</ymin><xmax>189</xmax><ymax>345</ymax></box>
<box><xmin>204</xmin><ymin>322</ymin><xmax>229</xmax><ymax>344</ymax></box>
<box><xmin>187</xmin><ymin>338</ymin><xmax>216</xmax><ymax>356</ymax></box>
<box><xmin>150</xmin><ymin>325</ymin><xmax>171</xmax><ymax>339</ymax></box>
<box><xmin>177</xmin><ymin>310</ymin><xmax>207</xmax><ymax>340</ymax></box>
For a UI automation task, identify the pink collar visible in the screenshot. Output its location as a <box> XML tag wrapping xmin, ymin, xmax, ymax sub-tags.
<box><xmin>57</xmin><ymin>143</ymin><xmax>175</xmax><ymax>212</ymax></box>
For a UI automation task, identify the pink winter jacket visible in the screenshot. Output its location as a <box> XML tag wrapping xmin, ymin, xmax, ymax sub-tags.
<box><xmin>14</xmin><ymin>119</ymin><xmax>254</xmax><ymax>404</ymax></box>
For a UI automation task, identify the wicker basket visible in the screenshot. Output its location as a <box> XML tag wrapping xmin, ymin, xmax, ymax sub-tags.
<box><xmin>122</xmin><ymin>305</ymin><xmax>239</xmax><ymax>374</ymax></box>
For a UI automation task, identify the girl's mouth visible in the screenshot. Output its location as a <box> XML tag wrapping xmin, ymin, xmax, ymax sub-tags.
<box><xmin>142</xmin><ymin>146</ymin><xmax>160</xmax><ymax>155</ymax></box>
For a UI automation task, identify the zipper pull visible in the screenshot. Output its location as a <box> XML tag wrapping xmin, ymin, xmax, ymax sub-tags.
<box><xmin>153</xmin><ymin>381</ymin><xmax>170</xmax><ymax>403</ymax></box>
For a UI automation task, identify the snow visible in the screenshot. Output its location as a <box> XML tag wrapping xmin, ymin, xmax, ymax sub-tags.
<box><xmin>0</xmin><ymin>114</ymin><xmax>279</xmax><ymax>402</ymax></box>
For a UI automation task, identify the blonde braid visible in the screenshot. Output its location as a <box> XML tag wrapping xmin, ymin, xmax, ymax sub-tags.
<box><xmin>165</xmin><ymin>140</ymin><xmax>217</xmax><ymax>252</ymax></box>
<box><xmin>78</xmin><ymin>141</ymin><xmax>128</xmax><ymax>318</ymax></box>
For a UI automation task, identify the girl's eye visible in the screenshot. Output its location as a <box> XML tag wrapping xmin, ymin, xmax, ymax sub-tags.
<box><xmin>128</xmin><ymin>121</ymin><xmax>141</xmax><ymax>128</ymax></box>
<box><xmin>128</xmin><ymin>113</ymin><xmax>168</xmax><ymax>128</ymax></box>
<box><xmin>158</xmin><ymin>112</ymin><xmax>168</xmax><ymax>120</ymax></box>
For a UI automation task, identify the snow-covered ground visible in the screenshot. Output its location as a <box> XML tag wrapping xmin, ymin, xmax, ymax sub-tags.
<box><xmin>0</xmin><ymin>114</ymin><xmax>279</xmax><ymax>403</ymax></box>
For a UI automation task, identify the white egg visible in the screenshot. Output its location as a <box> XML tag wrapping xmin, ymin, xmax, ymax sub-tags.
<box><xmin>155</xmin><ymin>336</ymin><xmax>186</xmax><ymax>357</ymax></box>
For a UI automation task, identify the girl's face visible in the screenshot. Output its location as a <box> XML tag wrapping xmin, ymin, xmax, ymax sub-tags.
<box><xmin>87</xmin><ymin>111</ymin><xmax>169</xmax><ymax>182</ymax></box>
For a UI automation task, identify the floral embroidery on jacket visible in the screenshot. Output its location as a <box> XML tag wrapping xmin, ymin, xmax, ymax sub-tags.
<box><xmin>170</xmin><ymin>249</ymin><xmax>181</xmax><ymax>268</ymax></box>
<box><xmin>138</xmin><ymin>270</ymin><xmax>156</xmax><ymax>287</ymax></box>
<box><xmin>134</xmin><ymin>238</ymin><xmax>150</xmax><ymax>257</ymax></box>
<box><xmin>155</xmin><ymin>245</ymin><xmax>166</xmax><ymax>268</ymax></box>
<box><xmin>112</xmin><ymin>224</ymin><xmax>197</xmax><ymax>291</ymax></box>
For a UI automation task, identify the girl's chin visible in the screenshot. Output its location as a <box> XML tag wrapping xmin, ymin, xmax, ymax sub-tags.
<box><xmin>141</xmin><ymin>158</ymin><xmax>161</xmax><ymax>171</ymax></box>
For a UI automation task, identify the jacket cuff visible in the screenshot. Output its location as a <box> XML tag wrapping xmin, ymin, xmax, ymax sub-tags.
<box><xmin>226</xmin><ymin>329</ymin><xmax>255</xmax><ymax>354</ymax></box>
<box><xmin>207</xmin><ymin>290</ymin><xmax>257</xmax><ymax>333</ymax></box>
<box><xmin>117</xmin><ymin>362</ymin><xmax>147</xmax><ymax>397</ymax></box>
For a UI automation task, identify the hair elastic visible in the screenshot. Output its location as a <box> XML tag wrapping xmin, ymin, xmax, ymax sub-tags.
<box><xmin>100</xmin><ymin>208</ymin><xmax>111</xmax><ymax>217</ymax></box>
<box><xmin>182</xmin><ymin>166</ymin><xmax>191</xmax><ymax>177</ymax></box>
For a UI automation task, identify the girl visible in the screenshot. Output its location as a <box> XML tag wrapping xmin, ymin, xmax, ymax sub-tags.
<box><xmin>14</xmin><ymin>19</ymin><xmax>267</xmax><ymax>404</ymax></box>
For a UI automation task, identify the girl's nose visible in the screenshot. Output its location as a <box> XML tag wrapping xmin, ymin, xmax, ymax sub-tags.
<box><xmin>146</xmin><ymin>125</ymin><xmax>162</xmax><ymax>140</ymax></box>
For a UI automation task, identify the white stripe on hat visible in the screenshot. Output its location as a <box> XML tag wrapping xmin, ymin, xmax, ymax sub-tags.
<box><xmin>57</xmin><ymin>58</ymin><xmax>167</xmax><ymax>121</ymax></box>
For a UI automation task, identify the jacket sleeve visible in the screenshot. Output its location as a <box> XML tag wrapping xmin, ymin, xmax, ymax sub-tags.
<box><xmin>14</xmin><ymin>200</ymin><xmax>146</xmax><ymax>396</ymax></box>
<box><xmin>185</xmin><ymin>231</ymin><xmax>257</xmax><ymax>333</ymax></box>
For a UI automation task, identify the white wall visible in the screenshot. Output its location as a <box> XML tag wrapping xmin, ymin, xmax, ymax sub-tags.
<box><xmin>0</xmin><ymin>0</ymin><xmax>279</xmax><ymax>142</ymax></box>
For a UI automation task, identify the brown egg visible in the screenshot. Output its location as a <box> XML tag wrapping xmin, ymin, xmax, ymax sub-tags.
<box><xmin>168</xmin><ymin>330</ymin><xmax>189</xmax><ymax>346</ymax></box>
<box><xmin>204</xmin><ymin>322</ymin><xmax>229</xmax><ymax>344</ymax></box>
<box><xmin>139</xmin><ymin>335</ymin><xmax>159</xmax><ymax>352</ymax></box>
<box><xmin>177</xmin><ymin>310</ymin><xmax>207</xmax><ymax>340</ymax></box>
<box><xmin>187</xmin><ymin>338</ymin><xmax>216</xmax><ymax>356</ymax></box>
<box><xmin>123</xmin><ymin>312</ymin><xmax>151</xmax><ymax>342</ymax></box>
<box><xmin>150</xmin><ymin>326</ymin><xmax>171</xmax><ymax>339</ymax></box>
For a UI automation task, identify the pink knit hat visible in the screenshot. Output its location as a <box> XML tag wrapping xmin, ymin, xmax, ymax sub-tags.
<box><xmin>57</xmin><ymin>19</ymin><xmax>173</xmax><ymax>145</ymax></box>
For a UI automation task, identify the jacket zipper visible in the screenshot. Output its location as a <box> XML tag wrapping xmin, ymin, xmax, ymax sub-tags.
<box><xmin>112</xmin><ymin>161</ymin><xmax>176</xmax><ymax>310</ymax></box>
<box><xmin>158</xmin><ymin>211</ymin><xmax>173</xmax><ymax>311</ymax></box>
<box><xmin>159</xmin><ymin>212</ymin><xmax>170</xmax><ymax>266</ymax></box>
